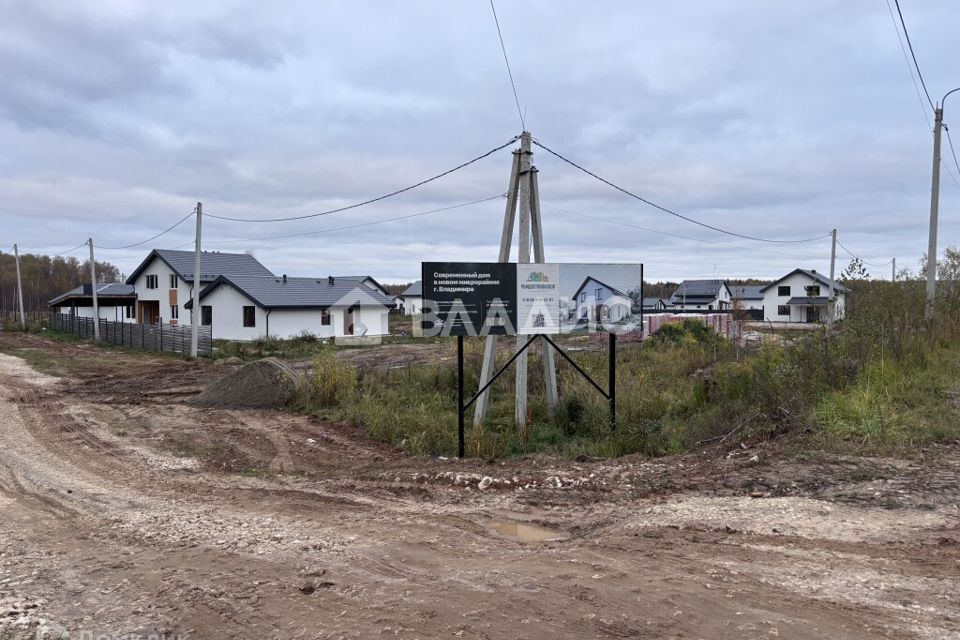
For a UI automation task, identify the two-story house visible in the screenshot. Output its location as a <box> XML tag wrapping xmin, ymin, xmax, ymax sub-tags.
<box><xmin>760</xmin><ymin>268</ymin><xmax>846</xmax><ymax>323</ymax></box>
<box><xmin>572</xmin><ymin>276</ymin><xmax>631</xmax><ymax>323</ymax></box>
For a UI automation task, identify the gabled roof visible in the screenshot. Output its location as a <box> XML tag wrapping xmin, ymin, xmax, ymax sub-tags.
<box><xmin>49</xmin><ymin>283</ymin><xmax>136</xmax><ymax>305</ymax></box>
<box><xmin>759</xmin><ymin>269</ymin><xmax>847</xmax><ymax>294</ymax></box>
<box><xmin>730</xmin><ymin>284</ymin><xmax>765</xmax><ymax>300</ymax></box>
<box><xmin>125</xmin><ymin>249</ymin><xmax>274</xmax><ymax>285</ymax></box>
<box><xmin>669</xmin><ymin>279</ymin><xmax>730</xmax><ymax>303</ymax></box>
<box><xmin>402</xmin><ymin>280</ymin><xmax>422</xmax><ymax>297</ymax></box>
<box><xmin>336</xmin><ymin>275</ymin><xmax>389</xmax><ymax>296</ymax></box>
<box><xmin>642</xmin><ymin>297</ymin><xmax>668</xmax><ymax>307</ymax></box>
<box><xmin>184</xmin><ymin>275</ymin><xmax>394</xmax><ymax>310</ymax></box>
<box><xmin>572</xmin><ymin>276</ymin><xmax>626</xmax><ymax>300</ymax></box>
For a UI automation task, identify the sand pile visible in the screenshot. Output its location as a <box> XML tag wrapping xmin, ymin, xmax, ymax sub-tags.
<box><xmin>191</xmin><ymin>358</ymin><xmax>301</xmax><ymax>409</ymax></box>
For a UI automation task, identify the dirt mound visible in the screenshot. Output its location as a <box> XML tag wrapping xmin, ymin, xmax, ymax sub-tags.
<box><xmin>190</xmin><ymin>357</ymin><xmax>301</xmax><ymax>409</ymax></box>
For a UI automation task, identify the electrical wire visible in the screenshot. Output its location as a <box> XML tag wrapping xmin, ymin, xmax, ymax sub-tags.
<box><xmin>884</xmin><ymin>0</ymin><xmax>933</xmax><ymax>130</ymax></box>
<box><xmin>531</xmin><ymin>138</ymin><xmax>832</xmax><ymax>244</ymax></box>
<box><xmin>204</xmin><ymin>136</ymin><xmax>520</xmax><ymax>223</ymax></box>
<box><xmin>49</xmin><ymin>242</ymin><xmax>89</xmax><ymax>257</ymax></box>
<box><xmin>182</xmin><ymin>195</ymin><xmax>504</xmax><ymax>248</ymax></box>
<box><xmin>892</xmin><ymin>0</ymin><xmax>934</xmax><ymax>110</ymax></box>
<box><xmin>835</xmin><ymin>238</ymin><xmax>893</xmax><ymax>268</ymax></box>
<box><xmin>93</xmin><ymin>210</ymin><xmax>195</xmax><ymax>250</ymax></box>
<box><xmin>540</xmin><ymin>202</ymin><xmax>832</xmax><ymax>262</ymax></box>
<box><xmin>943</xmin><ymin>126</ymin><xmax>960</xmax><ymax>190</ymax></box>
<box><xmin>489</xmin><ymin>0</ymin><xmax>525</xmax><ymax>131</ymax></box>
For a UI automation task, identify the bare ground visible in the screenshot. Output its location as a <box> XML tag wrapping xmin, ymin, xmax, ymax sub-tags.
<box><xmin>0</xmin><ymin>333</ymin><xmax>958</xmax><ymax>640</ymax></box>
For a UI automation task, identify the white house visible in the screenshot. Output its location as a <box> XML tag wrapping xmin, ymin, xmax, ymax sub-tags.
<box><xmin>572</xmin><ymin>276</ymin><xmax>631</xmax><ymax>323</ymax></box>
<box><xmin>642</xmin><ymin>297</ymin><xmax>669</xmax><ymax>312</ymax></box>
<box><xmin>48</xmin><ymin>283</ymin><xmax>138</xmax><ymax>322</ymax></box>
<box><xmin>126</xmin><ymin>249</ymin><xmax>275</xmax><ymax>326</ymax></box>
<box><xmin>730</xmin><ymin>285</ymin><xmax>765</xmax><ymax>311</ymax></box>
<box><xmin>398</xmin><ymin>281</ymin><xmax>423</xmax><ymax>315</ymax></box>
<box><xmin>669</xmin><ymin>279</ymin><xmax>732</xmax><ymax>311</ymax></box>
<box><xmin>760</xmin><ymin>269</ymin><xmax>846</xmax><ymax>323</ymax></box>
<box><xmin>184</xmin><ymin>274</ymin><xmax>393</xmax><ymax>340</ymax></box>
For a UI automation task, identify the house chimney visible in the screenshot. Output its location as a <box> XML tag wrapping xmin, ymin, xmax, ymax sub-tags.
<box><xmin>282</xmin><ymin>274</ymin><xmax>287</xmax><ymax>283</ymax></box>
<box><xmin>328</xmin><ymin>276</ymin><xmax>335</xmax><ymax>286</ymax></box>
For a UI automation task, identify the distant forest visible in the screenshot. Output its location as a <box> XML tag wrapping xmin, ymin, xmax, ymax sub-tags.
<box><xmin>0</xmin><ymin>251</ymin><xmax>120</xmax><ymax>314</ymax></box>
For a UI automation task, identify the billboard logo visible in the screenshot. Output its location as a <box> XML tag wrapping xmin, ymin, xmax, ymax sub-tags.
<box><xmin>526</xmin><ymin>271</ymin><xmax>550</xmax><ymax>283</ymax></box>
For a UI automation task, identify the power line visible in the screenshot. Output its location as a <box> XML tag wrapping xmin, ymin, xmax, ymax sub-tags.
<box><xmin>540</xmin><ymin>201</ymin><xmax>831</xmax><ymax>262</ymax></box>
<box><xmin>182</xmin><ymin>195</ymin><xmax>504</xmax><ymax>248</ymax></box>
<box><xmin>835</xmin><ymin>238</ymin><xmax>892</xmax><ymax>268</ymax></box>
<box><xmin>884</xmin><ymin>0</ymin><xmax>932</xmax><ymax>130</ymax></box>
<box><xmin>49</xmin><ymin>242</ymin><xmax>89</xmax><ymax>257</ymax></box>
<box><xmin>93</xmin><ymin>209</ymin><xmax>195</xmax><ymax>250</ymax></box>
<box><xmin>944</xmin><ymin>126</ymin><xmax>960</xmax><ymax>189</ymax></box>
<box><xmin>205</xmin><ymin>136</ymin><xmax>520</xmax><ymax>223</ymax></box>
<box><xmin>531</xmin><ymin>138</ymin><xmax>832</xmax><ymax>244</ymax></box>
<box><xmin>489</xmin><ymin>0</ymin><xmax>525</xmax><ymax>131</ymax></box>
<box><xmin>892</xmin><ymin>0</ymin><xmax>934</xmax><ymax>110</ymax></box>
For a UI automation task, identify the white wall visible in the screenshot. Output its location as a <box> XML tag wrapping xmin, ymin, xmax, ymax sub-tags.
<box><xmin>762</xmin><ymin>272</ymin><xmax>844</xmax><ymax>323</ymax></box>
<box><xmin>199</xmin><ymin>281</ymin><xmax>390</xmax><ymax>341</ymax></box>
<box><xmin>402</xmin><ymin>295</ymin><xmax>423</xmax><ymax>315</ymax></box>
<box><xmin>54</xmin><ymin>304</ymin><xmax>134</xmax><ymax>322</ymax></box>
<box><xmin>131</xmin><ymin>259</ymin><xmax>195</xmax><ymax>325</ymax></box>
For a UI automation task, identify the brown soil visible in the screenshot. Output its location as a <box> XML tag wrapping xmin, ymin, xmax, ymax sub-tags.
<box><xmin>0</xmin><ymin>332</ymin><xmax>958</xmax><ymax>640</ymax></box>
<box><xmin>190</xmin><ymin>358</ymin><xmax>300</xmax><ymax>410</ymax></box>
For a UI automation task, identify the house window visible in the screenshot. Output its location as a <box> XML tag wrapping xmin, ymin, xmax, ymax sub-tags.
<box><xmin>169</xmin><ymin>274</ymin><xmax>177</xmax><ymax>289</ymax></box>
<box><xmin>777</xmin><ymin>285</ymin><xmax>790</xmax><ymax>296</ymax></box>
<box><xmin>778</xmin><ymin>305</ymin><xmax>790</xmax><ymax>316</ymax></box>
<box><xmin>580</xmin><ymin>292</ymin><xmax>587</xmax><ymax>303</ymax></box>
<box><xmin>243</xmin><ymin>306</ymin><xmax>256</xmax><ymax>328</ymax></box>
<box><xmin>321</xmin><ymin>310</ymin><xmax>331</xmax><ymax>326</ymax></box>
<box><xmin>595</xmin><ymin>288</ymin><xmax>602</xmax><ymax>300</ymax></box>
<box><xmin>581</xmin><ymin>308</ymin><xmax>588</xmax><ymax>318</ymax></box>
<box><xmin>805</xmin><ymin>285</ymin><xmax>821</xmax><ymax>297</ymax></box>
<box><xmin>170</xmin><ymin>305</ymin><xmax>178</xmax><ymax>320</ymax></box>
<box><xmin>146</xmin><ymin>274</ymin><xmax>158</xmax><ymax>289</ymax></box>
<box><xmin>125</xmin><ymin>305</ymin><xmax>134</xmax><ymax>319</ymax></box>
<box><xmin>201</xmin><ymin>306</ymin><xmax>212</xmax><ymax>326</ymax></box>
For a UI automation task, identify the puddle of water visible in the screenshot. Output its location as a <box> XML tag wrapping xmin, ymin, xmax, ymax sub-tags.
<box><xmin>487</xmin><ymin>521</ymin><xmax>563</xmax><ymax>542</ymax></box>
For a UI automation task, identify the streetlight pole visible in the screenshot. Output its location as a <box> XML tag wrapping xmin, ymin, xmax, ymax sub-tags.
<box><xmin>926</xmin><ymin>87</ymin><xmax>960</xmax><ymax>319</ymax></box>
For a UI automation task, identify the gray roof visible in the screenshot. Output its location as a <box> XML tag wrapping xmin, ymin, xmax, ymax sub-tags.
<box><xmin>402</xmin><ymin>280</ymin><xmax>422</xmax><ymax>296</ymax></box>
<box><xmin>126</xmin><ymin>249</ymin><xmax>274</xmax><ymax>285</ymax></box>
<box><xmin>642</xmin><ymin>297</ymin><xmax>667</xmax><ymax>307</ymax></box>
<box><xmin>731</xmin><ymin>285</ymin><xmax>765</xmax><ymax>300</ymax></box>
<box><xmin>760</xmin><ymin>269</ymin><xmax>847</xmax><ymax>294</ymax></box>
<box><xmin>786</xmin><ymin>296</ymin><xmax>830</xmax><ymax>305</ymax></box>
<box><xmin>670</xmin><ymin>279</ymin><xmax>729</xmax><ymax>303</ymax></box>
<box><xmin>49</xmin><ymin>283</ymin><xmax>136</xmax><ymax>305</ymax></box>
<box><xmin>185</xmin><ymin>275</ymin><xmax>394</xmax><ymax>310</ymax></box>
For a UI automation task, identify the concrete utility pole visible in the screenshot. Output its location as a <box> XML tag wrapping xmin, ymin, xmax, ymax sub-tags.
<box><xmin>88</xmin><ymin>238</ymin><xmax>100</xmax><ymax>341</ymax></box>
<box><xmin>828</xmin><ymin>228</ymin><xmax>837</xmax><ymax>329</ymax></box>
<box><xmin>892</xmin><ymin>257</ymin><xmax>896</xmax><ymax>282</ymax></box>
<box><xmin>926</xmin><ymin>88</ymin><xmax>960</xmax><ymax>319</ymax></box>
<box><xmin>515</xmin><ymin>134</ymin><xmax>532</xmax><ymax>427</ymax></box>
<box><xmin>13</xmin><ymin>243</ymin><xmax>25</xmax><ymax>330</ymax></box>
<box><xmin>926</xmin><ymin>107</ymin><xmax>944</xmax><ymax>319</ymax></box>
<box><xmin>190</xmin><ymin>202</ymin><xmax>202</xmax><ymax>358</ymax></box>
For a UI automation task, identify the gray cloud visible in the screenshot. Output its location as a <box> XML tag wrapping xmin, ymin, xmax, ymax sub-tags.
<box><xmin>1</xmin><ymin>0</ymin><xmax>957</xmax><ymax>285</ymax></box>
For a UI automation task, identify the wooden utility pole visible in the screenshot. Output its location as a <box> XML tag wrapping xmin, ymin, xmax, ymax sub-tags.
<box><xmin>13</xmin><ymin>243</ymin><xmax>25</xmax><ymax>330</ymax></box>
<box><xmin>474</xmin><ymin>131</ymin><xmax>557</xmax><ymax>427</ymax></box>
<box><xmin>88</xmin><ymin>238</ymin><xmax>100</xmax><ymax>341</ymax></box>
<box><xmin>190</xmin><ymin>202</ymin><xmax>202</xmax><ymax>358</ymax></box>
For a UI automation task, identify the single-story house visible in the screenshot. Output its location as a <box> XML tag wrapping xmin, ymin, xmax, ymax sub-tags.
<box><xmin>48</xmin><ymin>283</ymin><xmax>138</xmax><ymax>322</ymax></box>
<box><xmin>572</xmin><ymin>276</ymin><xmax>631</xmax><ymax>323</ymax></box>
<box><xmin>760</xmin><ymin>269</ymin><xmax>847</xmax><ymax>323</ymax></box>
<box><xmin>398</xmin><ymin>281</ymin><xmax>423</xmax><ymax>315</ymax></box>
<box><xmin>730</xmin><ymin>285</ymin><xmax>765</xmax><ymax>311</ymax></box>
<box><xmin>642</xmin><ymin>297</ymin><xmax>669</xmax><ymax>312</ymax></box>
<box><xmin>126</xmin><ymin>249</ymin><xmax>275</xmax><ymax>326</ymax></box>
<box><xmin>184</xmin><ymin>274</ymin><xmax>393</xmax><ymax>340</ymax></box>
<box><xmin>669</xmin><ymin>279</ymin><xmax>732</xmax><ymax>311</ymax></box>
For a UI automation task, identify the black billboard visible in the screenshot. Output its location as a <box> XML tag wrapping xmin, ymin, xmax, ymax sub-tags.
<box><xmin>421</xmin><ymin>262</ymin><xmax>517</xmax><ymax>336</ymax></box>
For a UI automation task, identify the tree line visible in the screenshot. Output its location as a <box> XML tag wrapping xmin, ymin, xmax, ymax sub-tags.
<box><xmin>0</xmin><ymin>251</ymin><xmax>120</xmax><ymax>314</ymax></box>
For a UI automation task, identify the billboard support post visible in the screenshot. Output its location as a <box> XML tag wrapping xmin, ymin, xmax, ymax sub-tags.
<box><xmin>609</xmin><ymin>332</ymin><xmax>617</xmax><ymax>432</ymax></box>
<box><xmin>457</xmin><ymin>335</ymin><xmax>465</xmax><ymax>458</ymax></box>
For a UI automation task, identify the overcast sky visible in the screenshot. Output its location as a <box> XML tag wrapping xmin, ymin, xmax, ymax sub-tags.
<box><xmin>2</xmin><ymin>1</ymin><xmax>958</xmax><ymax>284</ymax></box>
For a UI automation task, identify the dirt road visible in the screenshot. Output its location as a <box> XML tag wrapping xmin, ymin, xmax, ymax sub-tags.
<box><xmin>0</xmin><ymin>333</ymin><xmax>958</xmax><ymax>639</ymax></box>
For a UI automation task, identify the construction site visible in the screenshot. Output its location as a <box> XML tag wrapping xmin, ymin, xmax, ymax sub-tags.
<box><xmin>0</xmin><ymin>331</ymin><xmax>958</xmax><ymax>639</ymax></box>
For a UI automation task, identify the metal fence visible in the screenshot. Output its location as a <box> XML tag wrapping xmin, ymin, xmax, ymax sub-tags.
<box><xmin>49</xmin><ymin>312</ymin><xmax>212</xmax><ymax>356</ymax></box>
